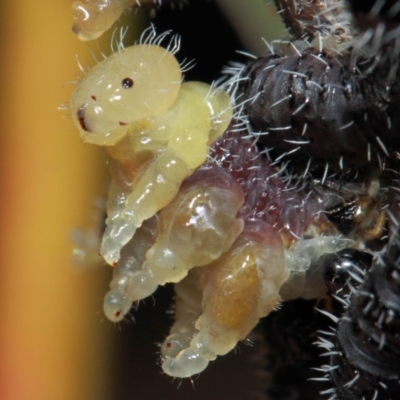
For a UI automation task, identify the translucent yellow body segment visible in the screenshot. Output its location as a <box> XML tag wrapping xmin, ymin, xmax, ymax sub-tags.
<box><xmin>105</xmin><ymin>81</ymin><xmax>231</xmax><ymax>167</ymax></box>
<box><xmin>158</xmin><ymin>83</ymin><xmax>211</xmax><ymax>168</ymax></box>
<box><xmin>108</xmin><ymin>167</ymin><xmax>244</xmax><ymax>303</ymax></box>
<box><xmin>125</xmin><ymin>149</ymin><xmax>190</xmax><ymax>221</ymax></box>
<box><xmin>106</xmin><ymin>117</ymin><xmax>172</xmax><ymax>166</ymax></box>
<box><xmin>161</xmin><ymin>222</ymin><xmax>289</xmax><ymax>378</ymax></box>
<box><xmin>72</xmin><ymin>0</ymin><xmax>136</xmax><ymax>41</ymax></box>
<box><xmin>103</xmin><ymin>217</ymin><xmax>158</xmax><ymax>322</ymax></box>
<box><xmin>202</xmin><ymin>247</ymin><xmax>262</xmax><ymax>332</ymax></box>
<box><xmin>185</xmin><ymin>81</ymin><xmax>234</xmax><ymax>144</ymax></box>
<box><xmin>91</xmin><ymin>75</ymin><xmax>232</xmax><ymax>265</ymax></box>
<box><xmin>160</xmin><ymin>269</ymin><xmax>203</xmax><ymax>359</ymax></box>
<box><xmin>143</xmin><ymin>166</ymin><xmax>245</xmax><ymax>284</ymax></box>
<box><xmin>100</xmin><ymin>149</ymin><xmax>190</xmax><ymax>265</ymax></box>
<box><xmin>70</xmin><ymin>44</ymin><xmax>182</xmax><ymax>145</ymax></box>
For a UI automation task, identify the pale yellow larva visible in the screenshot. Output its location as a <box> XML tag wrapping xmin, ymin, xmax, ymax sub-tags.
<box><xmin>70</xmin><ymin>35</ymin><xmax>233</xmax><ymax>268</ymax></box>
<box><xmin>72</xmin><ymin>0</ymin><xmax>138</xmax><ymax>41</ymax></box>
<box><xmin>70</xmin><ymin>43</ymin><xmax>182</xmax><ymax>145</ymax></box>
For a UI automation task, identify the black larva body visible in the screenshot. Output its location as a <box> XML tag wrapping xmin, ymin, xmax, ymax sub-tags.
<box><xmin>346</xmin><ymin>0</ymin><xmax>400</xmax><ymax>29</ymax></box>
<box><xmin>317</xmin><ymin>246</ymin><xmax>400</xmax><ymax>400</ymax></box>
<box><xmin>240</xmin><ymin>48</ymin><xmax>400</xmax><ymax>174</ymax></box>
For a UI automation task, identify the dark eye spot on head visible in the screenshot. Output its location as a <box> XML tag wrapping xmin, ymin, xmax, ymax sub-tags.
<box><xmin>122</xmin><ymin>77</ymin><xmax>134</xmax><ymax>89</ymax></box>
<box><xmin>91</xmin><ymin>95</ymin><xmax>97</xmax><ymax>101</ymax></box>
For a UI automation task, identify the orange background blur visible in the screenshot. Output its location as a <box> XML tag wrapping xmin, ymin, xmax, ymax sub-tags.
<box><xmin>0</xmin><ymin>3</ymin><xmax>284</xmax><ymax>399</ymax></box>
<box><xmin>0</xmin><ymin>2</ymin><xmax>138</xmax><ymax>399</ymax></box>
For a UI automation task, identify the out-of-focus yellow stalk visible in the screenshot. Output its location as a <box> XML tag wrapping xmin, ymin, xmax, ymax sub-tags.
<box><xmin>0</xmin><ymin>2</ymin><xmax>143</xmax><ymax>400</ymax></box>
<box><xmin>216</xmin><ymin>0</ymin><xmax>285</xmax><ymax>55</ymax></box>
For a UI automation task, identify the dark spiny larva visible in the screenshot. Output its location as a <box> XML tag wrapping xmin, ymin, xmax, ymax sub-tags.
<box><xmin>239</xmin><ymin>48</ymin><xmax>400</xmax><ymax>175</ymax></box>
<box><xmin>346</xmin><ymin>0</ymin><xmax>400</xmax><ymax>29</ymax></box>
<box><xmin>235</xmin><ymin>1</ymin><xmax>400</xmax><ymax>398</ymax></box>
<box><xmin>320</xmin><ymin>248</ymin><xmax>373</xmax><ymax>294</ymax></box>
<box><xmin>273</xmin><ymin>0</ymin><xmax>354</xmax><ymax>42</ymax></box>
<box><xmin>315</xmin><ymin>242</ymin><xmax>400</xmax><ymax>400</ymax></box>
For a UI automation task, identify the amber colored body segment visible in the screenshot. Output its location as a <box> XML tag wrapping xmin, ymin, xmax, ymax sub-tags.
<box><xmin>160</xmin><ymin>221</ymin><xmax>289</xmax><ymax>378</ymax></box>
<box><xmin>202</xmin><ymin>249</ymin><xmax>261</xmax><ymax>331</ymax></box>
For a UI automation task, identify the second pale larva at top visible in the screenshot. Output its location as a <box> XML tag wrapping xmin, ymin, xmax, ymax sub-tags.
<box><xmin>70</xmin><ymin>27</ymin><xmax>365</xmax><ymax>378</ymax></box>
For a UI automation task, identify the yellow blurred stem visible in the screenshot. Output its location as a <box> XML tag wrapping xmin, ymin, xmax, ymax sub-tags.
<box><xmin>0</xmin><ymin>2</ymin><xmax>143</xmax><ymax>400</ymax></box>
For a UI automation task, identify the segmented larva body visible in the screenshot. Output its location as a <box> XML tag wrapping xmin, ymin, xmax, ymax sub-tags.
<box><xmin>238</xmin><ymin>47</ymin><xmax>400</xmax><ymax>175</ymax></box>
<box><xmin>315</xmin><ymin>243</ymin><xmax>400</xmax><ymax>400</ymax></box>
<box><xmin>346</xmin><ymin>0</ymin><xmax>400</xmax><ymax>77</ymax></box>
<box><xmin>274</xmin><ymin>0</ymin><xmax>354</xmax><ymax>44</ymax></box>
<box><xmin>156</xmin><ymin>127</ymin><xmax>362</xmax><ymax>377</ymax></box>
<box><xmin>155</xmin><ymin>121</ymin><xmax>392</xmax><ymax>378</ymax></box>
<box><xmin>71</xmin><ymin>36</ymin><xmax>233</xmax><ymax>269</ymax></box>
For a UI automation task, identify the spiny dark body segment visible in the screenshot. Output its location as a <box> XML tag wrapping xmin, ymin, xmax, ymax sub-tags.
<box><xmin>317</xmin><ymin>245</ymin><xmax>400</xmax><ymax>399</ymax></box>
<box><xmin>321</xmin><ymin>248</ymin><xmax>373</xmax><ymax>293</ymax></box>
<box><xmin>346</xmin><ymin>0</ymin><xmax>400</xmax><ymax>29</ymax></box>
<box><xmin>274</xmin><ymin>0</ymin><xmax>329</xmax><ymax>39</ymax></box>
<box><xmin>274</xmin><ymin>0</ymin><xmax>353</xmax><ymax>41</ymax></box>
<box><xmin>240</xmin><ymin>48</ymin><xmax>400</xmax><ymax>174</ymax></box>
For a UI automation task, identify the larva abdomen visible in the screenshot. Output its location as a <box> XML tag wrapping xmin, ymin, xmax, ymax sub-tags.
<box><xmin>240</xmin><ymin>48</ymin><xmax>400</xmax><ymax>173</ymax></box>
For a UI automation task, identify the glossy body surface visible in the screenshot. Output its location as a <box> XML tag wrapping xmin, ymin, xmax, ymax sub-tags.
<box><xmin>69</xmin><ymin>0</ymin><xmax>400</xmax><ymax>395</ymax></box>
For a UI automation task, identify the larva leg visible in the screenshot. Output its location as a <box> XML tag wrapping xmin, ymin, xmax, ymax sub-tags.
<box><xmin>106</xmin><ymin>165</ymin><xmax>244</xmax><ymax>311</ymax></box>
<box><xmin>71</xmin><ymin>0</ymin><xmax>136</xmax><ymax>41</ymax></box>
<box><xmin>161</xmin><ymin>221</ymin><xmax>290</xmax><ymax>378</ymax></box>
<box><xmin>103</xmin><ymin>217</ymin><xmax>158</xmax><ymax>322</ymax></box>
<box><xmin>160</xmin><ymin>269</ymin><xmax>203</xmax><ymax>359</ymax></box>
<box><xmin>101</xmin><ymin>149</ymin><xmax>190</xmax><ymax>265</ymax></box>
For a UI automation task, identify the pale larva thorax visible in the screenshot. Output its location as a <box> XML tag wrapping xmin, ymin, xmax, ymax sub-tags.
<box><xmin>71</xmin><ymin>44</ymin><xmax>182</xmax><ymax>145</ymax></box>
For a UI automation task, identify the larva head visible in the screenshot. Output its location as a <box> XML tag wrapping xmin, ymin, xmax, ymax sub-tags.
<box><xmin>71</xmin><ymin>44</ymin><xmax>182</xmax><ymax>146</ymax></box>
